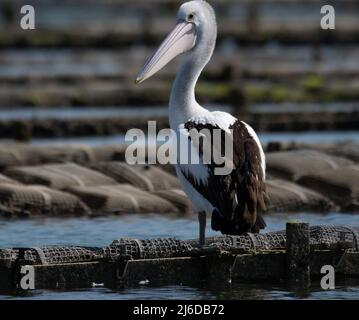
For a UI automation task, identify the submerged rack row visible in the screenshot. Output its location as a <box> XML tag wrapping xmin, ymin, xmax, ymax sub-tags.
<box><xmin>0</xmin><ymin>143</ymin><xmax>358</xmax><ymax>219</ymax></box>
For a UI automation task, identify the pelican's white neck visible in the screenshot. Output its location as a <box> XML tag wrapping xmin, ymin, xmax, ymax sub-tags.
<box><xmin>169</xmin><ymin>56</ymin><xmax>202</xmax><ymax>128</ymax></box>
<box><xmin>169</xmin><ymin>21</ymin><xmax>217</xmax><ymax>129</ymax></box>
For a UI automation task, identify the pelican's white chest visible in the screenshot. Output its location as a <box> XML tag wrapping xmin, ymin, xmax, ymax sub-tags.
<box><xmin>175</xmin><ymin>164</ymin><xmax>214</xmax><ymax>214</ymax></box>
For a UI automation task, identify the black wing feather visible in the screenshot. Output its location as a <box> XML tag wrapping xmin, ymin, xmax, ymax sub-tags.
<box><xmin>180</xmin><ymin>120</ymin><xmax>267</xmax><ymax>235</ymax></box>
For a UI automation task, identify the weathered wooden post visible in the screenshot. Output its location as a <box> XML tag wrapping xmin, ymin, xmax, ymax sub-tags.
<box><xmin>286</xmin><ymin>222</ymin><xmax>311</xmax><ymax>288</ymax></box>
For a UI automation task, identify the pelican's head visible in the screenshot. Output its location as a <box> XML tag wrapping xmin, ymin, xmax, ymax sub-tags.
<box><xmin>135</xmin><ymin>0</ymin><xmax>217</xmax><ymax>84</ymax></box>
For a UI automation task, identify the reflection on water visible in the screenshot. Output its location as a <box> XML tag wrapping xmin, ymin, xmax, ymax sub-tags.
<box><xmin>3</xmin><ymin>281</ymin><xmax>359</xmax><ymax>300</ymax></box>
<box><xmin>0</xmin><ymin>212</ymin><xmax>358</xmax><ymax>300</ymax></box>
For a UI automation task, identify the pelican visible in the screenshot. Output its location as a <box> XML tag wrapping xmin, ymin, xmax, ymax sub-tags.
<box><xmin>136</xmin><ymin>0</ymin><xmax>267</xmax><ymax>245</ymax></box>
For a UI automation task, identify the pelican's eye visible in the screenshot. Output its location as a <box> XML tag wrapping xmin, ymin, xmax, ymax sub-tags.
<box><xmin>187</xmin><ymin>13</ymin><xmax>195</xmax><ymax>21</ymax></box>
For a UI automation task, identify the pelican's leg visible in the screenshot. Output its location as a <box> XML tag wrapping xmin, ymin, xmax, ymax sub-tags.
<box><xmin>198</xmin><ymin>211</ymin><xmax>206</xmax><ymax>246</ymax></box>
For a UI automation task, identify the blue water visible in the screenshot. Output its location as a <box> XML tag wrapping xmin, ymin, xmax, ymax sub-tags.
<box><xmin>0</xmin><ymin>212</ymin><xmax>358</xmax><ymax>248</ymax></box>
<box><xmin>0</xmin><ymin>105</ymin><xmax>231</xmax><ymax>121</ymax></box>
<box><xmin>259</xmin><ymin>131</ymin><xmax>359</xmax><ymax>145</ymax></box>
<box><xmin>1</xmin><ymin>102</ymin><xmax>358</xmax><ymax>121</ymax></box>
<box><xmin>29</xmin><ymin>131</ymin><xmax>359</xmax><ymax>147</ymax></box>
<box><xmin>2</xmin><ymin>283</ymin><xmax>359</xmax><ymax>300</ymax></box>
<box><xmin>0</xmin><ymin>212</ymin><xmax>358</xmax><ymax>300</ymax></box>
<box><xmin>0</xmin><ymin>106</ymin><xmax>168</xmax><ymax>120</ymax></box>
<box><xmin>252</xmin><ymin>102</ymin><xmax>359</xmax><ymax>114</ymax></box>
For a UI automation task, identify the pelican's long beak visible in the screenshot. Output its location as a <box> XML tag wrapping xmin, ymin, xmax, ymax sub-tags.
<box><xmin>135</xmin><ymin>21</ymin><xmax>197</xmax><ymax>84</ymax></box>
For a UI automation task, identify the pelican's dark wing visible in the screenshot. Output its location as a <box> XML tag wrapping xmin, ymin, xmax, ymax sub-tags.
<box><xmin>179</xmin><ymin>119</ymin><xmax>267</xmax><ymax>235</ymax></box>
